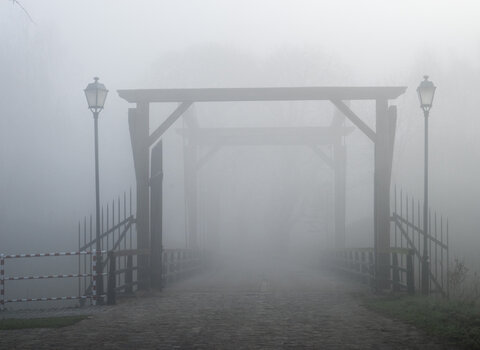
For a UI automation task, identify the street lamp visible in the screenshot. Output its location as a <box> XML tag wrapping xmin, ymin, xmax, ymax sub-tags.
<box><xmin>84</xmin><ymin>77</ymin><xmax>108</xmax><ymax>303</ymax></box>
<box><xmin>417</xmin><ymin>75</ymin><xmax>436</xmax><ymax>295</ymax></box>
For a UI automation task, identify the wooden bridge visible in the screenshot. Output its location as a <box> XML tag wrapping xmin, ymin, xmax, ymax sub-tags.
<box><xmin>0</xmin><ymin>85</ymin><xmax>454</xmax><ymax>348</ymax></box>
<box><xmin>117</xmin><ymin>85</ymin><xmax>405</xmax><ymax>291</ymax></box>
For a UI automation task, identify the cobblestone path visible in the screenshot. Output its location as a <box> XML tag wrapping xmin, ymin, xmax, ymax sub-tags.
<box><xmin>0</xmin><ymin>264</ymin><xmax>456</xmax><ymax>349</ymax></box>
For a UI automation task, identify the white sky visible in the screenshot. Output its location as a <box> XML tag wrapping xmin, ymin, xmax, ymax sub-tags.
<box><xmin>6</xmin><ymin>0</ymin><xmax>480</xmax><ymax>86</ymax></box>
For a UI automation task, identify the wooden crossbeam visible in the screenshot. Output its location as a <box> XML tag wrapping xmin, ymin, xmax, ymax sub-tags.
<box><xmin>149</xmin><ymin>101</ymin><xmax>192</xmax><ymax>146</ymax></box>
<box><xmin>331</xmin><ymin>100</ymin><xmax>376</xmax><ymax>143</ymax></box>
<box><xmin>177</xmin><ymin>126</ymin><xmax>353</xmax><ymax>146</ymax></box>
<box><xmin>118</xmin><ymin>86</ymin><xmax>407</xmax><ymax>103</ymax></box>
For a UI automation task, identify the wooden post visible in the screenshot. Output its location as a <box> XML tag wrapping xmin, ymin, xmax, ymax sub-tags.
<box><xmin>150</xmin><ymin>141</ymin><xmax>163</xmax><ymax>289</ymax></box>
<box><xmin>334</xmin><ymin>142</ymin><xmax>346</xmax><ymax>250</ymax></box>
<box><xmin>355</xmin><ymin>251</ymin><xmax>359</xmax><ymax>273</ymax></box>
<box><xmin>183</xmin><ymin>107</ymin><xmax>198</xmax><ymax>249</ymax></box>
<box><xmin>361</xmin><ymin>251</ymin><xmax>367</xmax><ymax>283</ymax></box>
<box><xmin>125</xmin><ymin>255</ymin><xmax>133</xmax><ymax>294</ymax></box>
<box><xmin>107</xmin><ymin>251</ymin><xmax>116</xmax><ymax>305</ymax></box>
<box><xmin>128</xmin><ymin>102</ymin><xmax>151</xmax><ymax>289</ymax></box>
<box><xmin>374</xmin><ymin>101</ymin><xmax>396</xmax><ymax>290</ymax></box>
<box><xmin>407</xmin><ymin>250</ymin><xmax>415</xmax><ymax>295</ymax></box>
<box><xmin>368</xmin><ymin>251</ymin><xmax>375</xmax><ymax>287</ymax></box>
<box><xmin>392</xmin><ymin>252</ymin><xmax>400</xmax><ymax>292</ymax></box>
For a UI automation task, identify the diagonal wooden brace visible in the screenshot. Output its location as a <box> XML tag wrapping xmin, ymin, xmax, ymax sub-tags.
<box><xmin>149</xmin><ymin>101</ymin><xmax>193</xmax><ymax>146</ymax></box>
<box><xmin>331</xmin><ymin>99</ymin><xmax>376</xmax><ymax>143</ymax></box>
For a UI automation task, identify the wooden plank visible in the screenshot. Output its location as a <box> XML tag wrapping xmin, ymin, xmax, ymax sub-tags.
<box><xmin>118</xmin><ymin>86</ymin><xmax>407</xmax><ymax>103</ymax></box>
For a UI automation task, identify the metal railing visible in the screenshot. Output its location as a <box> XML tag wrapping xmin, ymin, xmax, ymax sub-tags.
<box><xmin>78</xmin><ymin>190</ymin><xmax>136</xmax><ymax>303</ymax></box>
<box><xmin>391</xmin><ymin>186</ymin><xmax>449</xmax><ymax>296</ymax></box>
<box><xmin>0</xmin><ymin>250</ymin><xmax>106</xmax><ymax>310</ymax></box>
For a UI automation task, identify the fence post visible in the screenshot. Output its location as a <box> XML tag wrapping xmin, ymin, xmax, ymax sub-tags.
<box><xmin>168</xmin><ymin>252</ymin><xmax>173</xmax><ymax>283</ymax></box>
<box><xmin>353</xmin><ymin>251</ymin><xmax>360</xmax><ymax>271</ymax></box>
<box><xmin>92</xmin><ymin>253</ymin><xmax>97</xmax><ymax>305</ymax></box>
<box><xmin>368</xmin><ymin>251</ymin><xmax>374</xmax><ymax>287</ymax></box>
<box><xmin>125</xmin><ymin>255</ymin><xmax>133</xmax><ymax>294</ymax></box>
<box><xmin>174</xmin><ymin>251</ymin><xmax>178</xmax><ymax>281</ymax></box>
<box><xmin>107</xmin><ymin>251</ymin><xmax>116</xmax><ymax>305</ymax></box>
<box><xmin>392</xmin><ymin>252</ymin><xmax>400</xmax><ymax>292</ymax></box>
<box><xmin>361</xmin><ymin>251</ymin><xmax>366</xmax><ymax>282</ymax></box>
<box><xmin>1</xmin><ymin>254</ymin><xmax>4</xmax><ymax>310</ymax></box>
<box><xmin>407</xmin><ymin>250</ymin><xmax>415</xmax><ymax>295</ymax></box>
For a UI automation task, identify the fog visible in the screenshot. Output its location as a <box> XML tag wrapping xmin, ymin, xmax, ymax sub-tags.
<box><xmin>2</xmin><ymin>0</ymin><xmax>480</xmax><ymax>281</ymax></box>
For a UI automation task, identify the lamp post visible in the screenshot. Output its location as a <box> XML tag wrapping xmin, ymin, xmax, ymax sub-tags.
<box><xmin>84</xmin><ymin>77</ymin><xmax>108</xmax><ymax>303</ymax></box>
<box><xmin>417</xmin><ymin>75</ymin><xmax>436</xmax><ymax>295</ymax></box>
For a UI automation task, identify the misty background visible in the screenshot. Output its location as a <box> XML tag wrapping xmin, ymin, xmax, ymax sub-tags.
<box><xmin>2</xmin><ymin>0</ymin><xmax>480</xmax><ymax>271</ymax></box>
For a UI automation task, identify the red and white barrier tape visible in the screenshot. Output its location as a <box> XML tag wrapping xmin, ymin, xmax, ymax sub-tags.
<box><xmin>5</xmin><ymin>295</ymin><xmax>106</xmax><ymax>303</ymax></box>
<box><xmin>92</xmin><ymin>254</ymin><xmax>97</xmax><ymax>306</ymax></box>
<box><xmin>3</xmin><ymin>251</ymin><xmax>104</xmax><ymax>259</ymax></box>
<box><xmin>1</xmin><ymin>255</ymin><xmax>4</xmax><ymax>310</ymax></box>
<box><xmin>0</xmin><ymin>250</ymin><xmax>106</xmax><ymax>309</ymax></box>
<box><xmin>3</xmin><ymin>273</ymin><xmax>105</xmax><ymax>281</ymax></box>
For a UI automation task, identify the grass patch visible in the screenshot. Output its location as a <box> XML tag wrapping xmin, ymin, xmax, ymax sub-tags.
<box><xmin>364</xmin><ymin>295</ymin><xmax>480</xmax><ymax>349</ymax></box>
<box><xmin>0</xmin><ymin>315</ymin><xmax>89</xmax><ymax>330</ymax></box>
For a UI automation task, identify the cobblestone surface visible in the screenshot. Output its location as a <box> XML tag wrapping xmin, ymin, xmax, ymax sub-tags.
<box><xmin>0</xmin><ymin>264</ymin><xmax>457</xmax><ymax>349</ymax></box>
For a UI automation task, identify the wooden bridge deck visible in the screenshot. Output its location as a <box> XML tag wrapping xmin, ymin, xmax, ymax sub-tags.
<box><xmin>0</xmin><ymin>263</ymin><xmax>451</xmax><ymax>349</ymax></box>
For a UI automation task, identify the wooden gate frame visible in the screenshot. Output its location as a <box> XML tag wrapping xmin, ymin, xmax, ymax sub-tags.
<box><xmin>118</xmin><ymin>86</ymin><xmax>406</xmax><ymax>288</ymax></box>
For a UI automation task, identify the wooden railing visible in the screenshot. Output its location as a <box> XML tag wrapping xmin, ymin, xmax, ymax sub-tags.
<box><xmin>107</xmin><ymin>249</ymin><xmax>150</xmax><ymax>305</ymax></box>
<box><xmin>106</xmin><ymin>248</ymin><xmax>203</xmax><ymax>305</ymax></box>
<box><xmin>162</xmin><ymin>249</ymin><xmax>203</xmax><ymax>285</ymax></box>
<box><xmin>333</xmin><ymin>247</ymin><xmax>415</xmax><ymax>295</ymax></box>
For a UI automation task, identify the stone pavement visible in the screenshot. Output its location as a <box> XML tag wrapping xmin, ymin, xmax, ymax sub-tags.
<box><xmin>0</xmin><ymin>263</ymin><xmax>457</xmax><ymax>349</ymax></box>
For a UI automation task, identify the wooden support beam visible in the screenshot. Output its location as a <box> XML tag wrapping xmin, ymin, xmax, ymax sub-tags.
<box><xmin>128</xmin><ymin>102</ymin><xmax>150</xmax><ymax>289</ymax></box>
<box><xmin>331</xmin><ymin>100</ymin><xmax>376</xmax><ymax>143</ymax></box>
<box><xmin>374</xmin><ymin>99</ymin><xmax>396</xmax><ymax>290</ymax></box>
<box><xmin>330</xmin><ymin>102</ymin><xmax>346</xmax><ymax>128</ymax></box>
<box><xmin>334</xmin><ymin>143</ymin><xmax>346</xmax><ymax>250</ymax></box>
<box><xmin>118</xmin><ymin>86</ymin><xmax>407</xmax><ymax>103</ymax></box>
<box><xmin>150</xmin><ymin>141</ymin><xmax>163</xmax><ymax>289</ymax></box>
<box><xmin>149</xmin><ymin>101</ymin><xmax>192</xmax><ymax>147</ymax></box>
<box><xmin>387</xmin><ymin>106</ymin><xmax>398</xmax><ymax>182</ymax></box>
<box><xmin>183</xmin><ymin>107</ymin><xmax>198</xmax><ymax>250</ymax></box>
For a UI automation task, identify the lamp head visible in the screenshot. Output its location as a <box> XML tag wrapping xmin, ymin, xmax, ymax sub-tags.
<box><xmin>417</xmin><ymin>75</ymin><xmax>436</xmax><ymax>113</ymax></box>
<box><xmin>84</xmin><ymin>77</ymin><xmax>108</xmax><ymax>114</ymax></box>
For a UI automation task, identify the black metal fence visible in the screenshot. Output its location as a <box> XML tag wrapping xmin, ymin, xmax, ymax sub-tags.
<box><xmin>391</xmin><ymin>186</ymin><xmax>449</xmax><ymax>297</ymax></box>
<box><xmin>78</xmin><ymin>190</ymin><xmax>204</xmax><ymax>305</ymax></box>
<box><xmin>77</xmin><ymin>190</ymin><xmax>136</xmax><ymax>304</ymax></box>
